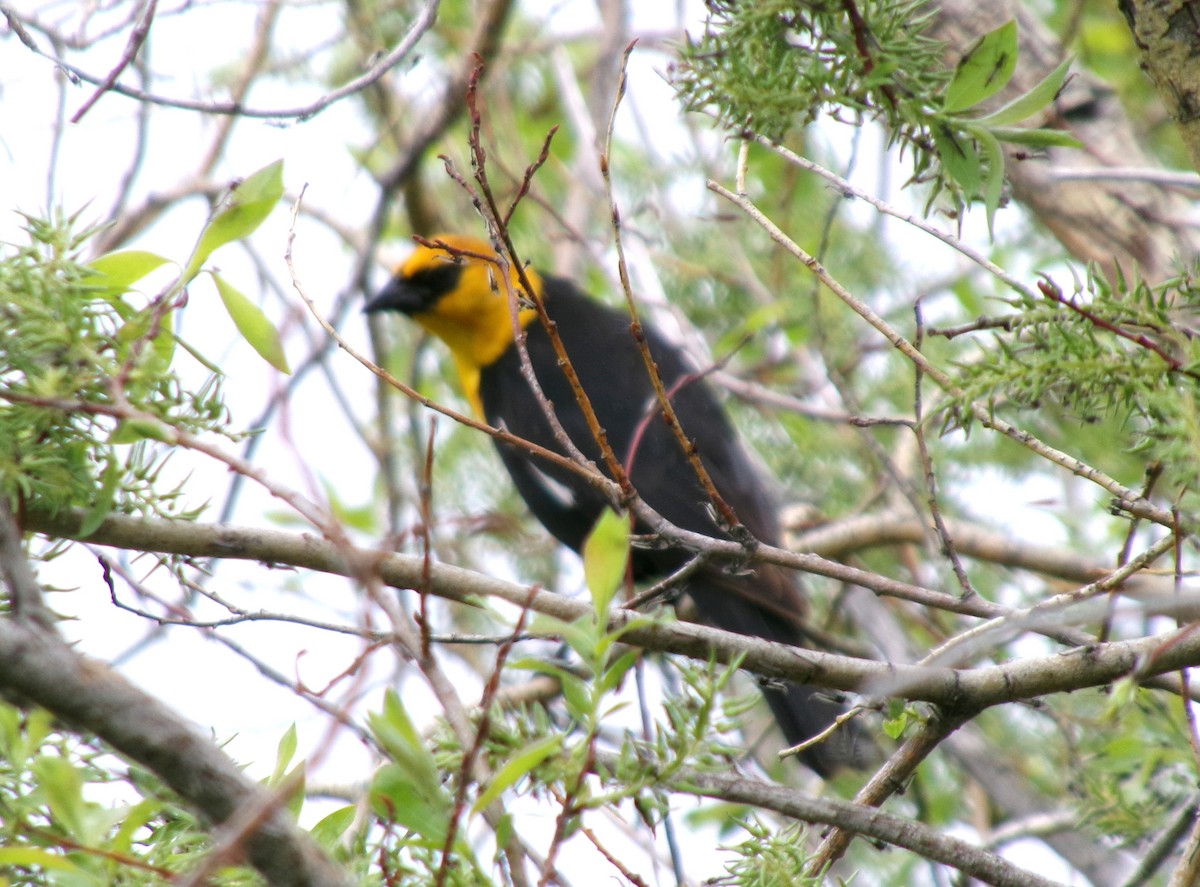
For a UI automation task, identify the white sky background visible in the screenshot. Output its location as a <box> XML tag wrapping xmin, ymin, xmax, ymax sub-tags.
<box><xmin>0</xmin><ymin>0</ymin><xmax>1086</xmax><ymax>882</ymax></box>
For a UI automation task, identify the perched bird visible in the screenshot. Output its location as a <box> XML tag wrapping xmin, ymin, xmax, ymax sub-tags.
<box><xmin>366</xmin><ymin>234</ymin><xmax>869</xmax><ymax>775</ymax></box>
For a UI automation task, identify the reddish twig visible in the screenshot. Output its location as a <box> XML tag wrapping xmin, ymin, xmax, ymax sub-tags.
<box><xmin>461</xmin><ymin>59</ymin><xmax>636</xmax><ymax>501</ymax></box>
<box><xmin>1036</xmin><ymin>277</ymin><xmax>1198</xmax><ymax>379</ymax></box>
<box><xmin>71</xmin><ymin>0</ymin><xmax>157</xmax><ymax>123</ymax></box>
<box><xmin>435</xmin><ymin>588</ymin><xmax>539</xmax><ymax>887</ymax></box>
<box><xmin>600</xmin><ymin>41</ymin><xmax>752</xmax><ymax>543</ymax></box>
<box><xmin>503</xmin><ymin>125</ymin><xmax>560</xmax><ymax>229</ymax></box>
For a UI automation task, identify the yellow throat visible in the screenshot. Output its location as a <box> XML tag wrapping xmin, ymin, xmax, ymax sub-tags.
<box><xmin>397</xmin><ymin>235</ymin><xmax>540</xmax><ymax>417</ymax></box>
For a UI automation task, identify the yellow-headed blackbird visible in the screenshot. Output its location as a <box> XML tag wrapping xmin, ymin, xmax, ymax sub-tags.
<box><xmin>367</xmin><ymin>234</ymin><xmax>869</xmax><ymax>775</ymax></box>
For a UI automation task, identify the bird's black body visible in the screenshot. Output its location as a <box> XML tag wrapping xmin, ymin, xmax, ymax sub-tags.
<box><xmin>368</xmin><ymin>238</ymin><xmax>871</xmax><ymax>775</ymax></box>
<box><xmin>479</xmin><ymin>275</ymin><xmax>864</xmax><ymax>775</ymax></box>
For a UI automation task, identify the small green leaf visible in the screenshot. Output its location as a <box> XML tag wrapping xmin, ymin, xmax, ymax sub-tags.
<box><xmin>932</xmin><ymin>122</ymin><xmax>981</xmax><ymax>195</ymax></box>
<box><xmin>112</xmin><ymin>798</ymin><xmax>162</xmax><ymax>854</ymax></box>
<box><xmin>988</xmin><ymin>126</ymin><xmax>1082</xmax><ymax>148</ymax></box>
<box><xmin>975</xmin><ymin>126</ymin><xmax>1006</xmax><ymax>237</ymax></box>
<box><xmin>472</xmin><ymin>734</ymin><xmax>563</xmax><ymax>814</ymax></box>
<box><xmin>87</xmin><ymin>250</ymin><xmax>170</xmax><ymax>292</ymax></box>
<box><xmin>943</xmin><ymin>19</ymin><xmax>1018</xmax><ymax>113</ymax></box>
<box><xmin>212</xmin><ymin>273</ymin><xmax>291</xmax><ymax>373</ymax></box>
<box><xmin>32</xmin><ymin>755</ymin><xmax>84</xmax><ymax>837</ymax></box>
<box><xmin>78</xmin><ymin>452</ymin><xmax>119</xmax><ymax>537</ymax></box>
<box><xmin>110</xmin><ymin>418</ymin><xmax>172</xmax><ymax>444</ymax></box>
<box><xmin>974</xmin><ymin>57</ymin><xmax>1074</xmax><ymax>127</ymax></box>
<box><xmin>283</xmin><ymin>763</ymin><xmax>306</xmax><ymax>817</ymax></box>
<box><xmin>512</xmin><ymin>659</ymin><xmax>592</xmax><ymax>720</ymax></box>
<box><xmin>271</xmin><ymin>723</ymin><xmax>298</xmax><ymax>785</ymax></box>
<box><xmin>1105</xmin><ymin>675</ymin><xmax>1139</xmax><ymax>716</ymax></box>
<box><xmin>582</xmin><ymin>507</ymin><xmax>629</xmax><ymax>619</ymax></box>
<box><xmin>184</xmin><ymin>159</ymin><xmax>283</xmax><ymax>280</ymax></box>
<box><xmin>367</xmin><ymin>691</ymin><xmax>445</xmax><ymax>804</ymax></box>
<box><xmin>151</xmin><ymin>308</ymin><xmax>178</xmax><ymax>367</ymax></box>
<box><xmin>367</xmin><ymin>693</ymin><xmax>454</xmax><ymax>842</ymax></box>
<box><xmin>597</xmin><ymin>647</ymin><xmax>640</xmax><ymax>696</ymax></box>
<box><xmin>493</xmin><ymin>811</ymin><xmax>514</xmax><ymax>848</ymax></box>
<box><xmin>116</xmin><ymin>306</ymin><xmax>177</xmax><ymax>368</ymax></box>
<box><xmin>527</xmin><ymin>613</ymin><xmax>597</xmax><ymax>660</ymax></box>
<box><xmin>311</xmin><ymin>805</ymin><xmax>357</xmax><ymax>848</ymax></box>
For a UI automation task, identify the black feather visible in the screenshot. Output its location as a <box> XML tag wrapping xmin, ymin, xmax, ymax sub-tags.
<box><xmin>478</xmin><ymin>275</ymin><xmax>873</xmax><ymax>775</ymax></box>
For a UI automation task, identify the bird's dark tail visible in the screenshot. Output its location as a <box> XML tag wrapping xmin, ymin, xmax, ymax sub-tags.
<box><xmin>759</xmin><ymin>681</ymin><xmax>872</xmax><ymax>777</ymax></box>
<box><xmin>683</xmin><ymin>568</ymin><xmax>875</xmax><ymax>777</ymax></box>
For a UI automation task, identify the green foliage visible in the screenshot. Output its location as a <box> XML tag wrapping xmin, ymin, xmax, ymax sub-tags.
<box><xmin>718</xmin><ymin>818</ymin><xmax>823</xmax><ymax>887</ymax></box>
<box><xmin>1053</xmin><ymin>689</ymin><xmax>1195</xmax><ymax>849</ymax></box>
<box><xmin>212</xmin><ymin>273</ymin><xmax>291</xmax><ymax>375</ymax></box>
<box><xmin>942</xmin><ymin>264</ymin><xmax>1200</xmax><ymax>509</ymax></box>
<box><xmin>675</xmin><ymin>0</ymin><xmax>946</xmax><ymax>142</ymax></box>
<box><xmin>0</xmin><ymin>701</ymin><xmax>258</xmax><ymax>885</ymax></box>
<box><xmin>677</xmin><ymin>10</ymin><xmax>1077</xmax><ymax>233</ymax></box>
<box><xmin>0</xmin><ymin>212</ymin><xmax>229</xmax><ymax>523</ymax></box>
<box><xmin>368</xmin><ymin>691</ymin><xmax>456</xmax><ymax>846</ymax></box>
<box><xmin>192</xmin><ymin>161</ymin><xmax>290</xmax><ymax>375</ymax></box>
<box><xmin>932</xmin><ymin>23</ymin><xmax>1078</xmax><ymax>232</ymax></box>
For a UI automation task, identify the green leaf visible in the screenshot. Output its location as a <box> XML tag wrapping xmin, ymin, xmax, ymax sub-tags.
<box><xmin>471</xmin><ymin>734</ymin><xmax>563</xmax><ymax>814</ymax></box>
<box><xmin>116</xmin><ymin>306</ymin><xmax>178</xmax><ymax>368</ymax></box>
<box><xmin>212</xmin><ymin>273</ymin><xmax>291</xmax><ymax>373</ymax></box>
<box><xmin>527</xmin><ymin>613</ymin><xmax>597</xmax><ymax>660</ymax></box>
<box><xmin>975</xmin><ymin>126</ymin><xmax>1006</xmax><ymax>237</ymax></box>
<box><xmin>367</xmin><ymin>692</ymin><xmax>454</xmax><ymax>842</ymax></box>
<box><xmin>109</xmin><ymin>418</ymin><xmax>172</xmax><ymax>444</ymax></box>
<box><xmin>596</xmin><ymin>647</ymin><xmax>640</xmax><ymax>696</ymax></box>
<box><xmin>32</xmin><ymin>755</ymin><xmax>84</xmax><ymax>837</ymax></box>
<box><xmin>882</xmin><ymin>711</ymin><xmax>909</xmax><ymax>740</ymax></box>
<box><xmin>582</xmin><ymin>507</ymin><xmax>629</xmax><ymax>619</ymax></box>
<box><xmin>512</xmin><ymin>658</ymin><xmax>592</xmax><ymax>720</ymax></box>
<box><xmin>311</xmin><ymin>805</ymin><xmax>357</xmax><ymax>848</ymax></box>
<box><xmin>78</xmin><ymin>451</ymin><xmax>119</xmax><ymax>537</ymax></box>
<box><xmin>974</xmin><ymin>57</ymin><xmax>1074</xmax><ymax>127</ymax></box>
<box><xmin>87</xmin><ymin>250</ymin><xmax>170</xmax><ymax>292</ymax></box>
<box><xmin>0</xmin><ymin>847</ymin><xmax>82</xmax><ymax>872</ymax></box>
<box><xmin>988</xmin><ymin>126</ymin><xmax>1083</xmax><ymax>148</ymax></box>
<box><xmin>283</xmin><ymin>763</ymin><xmax>306</xmax><ymax>818</ymax></box>
<box><xmin>112</xmin><ymin>798</ymin><xmax>162</xmax><ymax>854</ymax></box>
<box><xmin>183</xmin><ymin>159</ymin><xmax>284</xmax><ymax>280</ymax></box>
<box><xmin>943</xmin><ymin>20</ymin><xmax>1018</xmax><ymax>113</ymax></box>
<box><xmin>271</xmin><ymin>723</ymin><xmax>298</xmax><ymax>785</ymax></box>
<box><xmin>370</xmin><ymin>763</ymin><xmax>451</xmax><ymax>844</ymax></box>
<box><xmin>932</xmin><ymin>122</ymin><xmax>981</xmax><ymax>195</ymax></box>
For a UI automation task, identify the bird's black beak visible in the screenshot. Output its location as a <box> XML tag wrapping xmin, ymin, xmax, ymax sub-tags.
<box><xmin>364</xmin><ymin>262</ymin><xmax>464</xmax><ymax>316</ymax></box>
<box><xmin>364</xmin><ymin>277</ymin><xmax>422</xmax><ymax>316</ymax></box>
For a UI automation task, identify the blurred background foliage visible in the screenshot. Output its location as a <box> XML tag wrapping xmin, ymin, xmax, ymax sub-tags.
<box><xmin>3</xmin><ymin>0</ymin><xmax>1200</xmax><ymax>884</ymax></box>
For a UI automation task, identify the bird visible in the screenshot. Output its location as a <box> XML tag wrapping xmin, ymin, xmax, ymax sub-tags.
<box><xmin>366</xmin><ymin>233</ymin><xmax>871</xmax><ymax>776</ymax></box>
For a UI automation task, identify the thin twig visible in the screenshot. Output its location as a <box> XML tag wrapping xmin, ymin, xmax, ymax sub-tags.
<box><xmin>706</xmin><ymin>176</ymin><xmax>1175</xmax><ymax>531</ymax></box>
<box><xmin>71</xmin><ymin>0</ymin><xmax>157</xmax><ymax>123</ymax></box>
<box><xmin>913</xmin><ymin>299</ymin><xmax>974</xmax><ymax>598</ymax></box>
<box><xmin>22</xmin><ymin>0</ymin><xmax>440</xmax><ymax>122</ymax></box>
<box><xmin>602</xmin><ymin>41</ymin><xmax>751</xmax><ymax>542</ymax></box>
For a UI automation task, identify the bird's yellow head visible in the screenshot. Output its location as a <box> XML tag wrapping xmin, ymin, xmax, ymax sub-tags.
<box><xmin>366</xmin><ymin>234</ymin><xmax>541</xmax><ymax>416</ymax></box>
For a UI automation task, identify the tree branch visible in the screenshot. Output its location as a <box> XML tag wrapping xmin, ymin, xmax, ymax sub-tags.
<box><xmin>22</xmin><ymin>508</ymin><xmax>1200</xmax><ymax>710</ymax></box>
<box><xmin>0</xmin><ymin>614</ymin><xmax>348</xmax><ymax>887</ymax></box>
